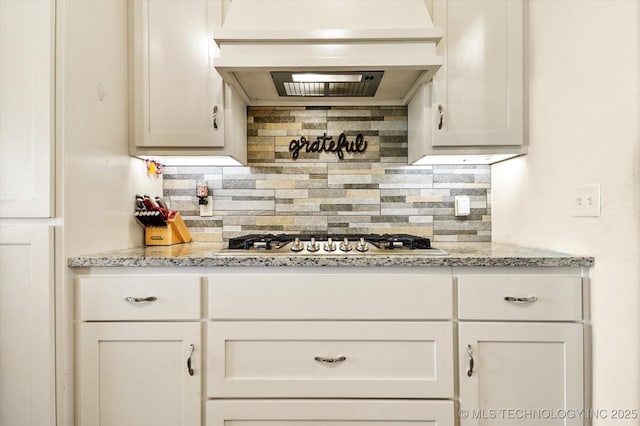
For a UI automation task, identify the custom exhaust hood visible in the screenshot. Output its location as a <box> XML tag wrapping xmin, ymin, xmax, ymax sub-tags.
<box><xmin>214</xmin><ymin>0</ymin><xmax>443</xmax><ymax>106</ymax></box>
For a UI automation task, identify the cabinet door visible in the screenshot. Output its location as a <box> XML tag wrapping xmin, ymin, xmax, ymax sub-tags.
<box><xmin>0</xmin><ymin>0</ymin><xmax>54</xmax><ymax>217</ymax></box>
<box><xmin>431</xmin><ymin>0</ymin><xmax>523</xmax><ymax>147</ymax></box>
<box><xmin>130</xmin><ymin>0</ymin><xmax>224</xmax><ymax>148</ymax></box>
<box><xmin>0</xmin><ymin>225</ymin><xmax>54</xmax><ymax>426</ymax></box>
<box><xmin>78</xmin><ymin>322</ymin><xmax>201</xmax><ymax>426</ymax></box>
<box><xmin>459</xmin><ymin>323</ymin><xmax>583</xmax><ymax>426</ymax></box>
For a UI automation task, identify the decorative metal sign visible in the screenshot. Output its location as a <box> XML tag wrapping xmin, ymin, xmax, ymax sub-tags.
<box><xmin>289</xmin><ymin>132</ymin><xmax>367</xmax><ymax>160</ymax></box>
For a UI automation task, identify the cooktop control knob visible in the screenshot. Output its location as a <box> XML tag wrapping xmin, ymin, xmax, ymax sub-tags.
<box><xmin>339</xmin><ymin>237</ymin><xmax>352</xmax><ymax>252</ymax></box>
<box><xmin>307</xmin><ymin>237</ymin><xmax>320</xmax><ymax>252</ymax></box>
<box><xmin>324</xmin><ymin>238</ymin><xmax>337</xmax><ymax>252</ymax></box>
<box><xmin>290</xmin><ymin>237</ymin><xmax>304</xmax><ymax>252</ymax></box>
<box><xmin>356</xmin><ymin>237</ymin><xmax>369</xmax><ymax>252</ymax></box>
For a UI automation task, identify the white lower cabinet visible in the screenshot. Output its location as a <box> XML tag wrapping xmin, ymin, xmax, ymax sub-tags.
<box><xmin>206</xmin><ymin>400</ymin><xmax>455</xmax><ymax>426</ymax></box>
<box><xmin>76</xmin><ymin>269</ymin><xmax>587</xmax><ymax>426</ymax></box>
<box><xmin>205</xmin><ymin>272</ymin><xmax>456</xmax><ymax>426</ymax></box>
<box><xmin>76</xmin><ymin>275</ymin><xmax>203</xmax><ymax>426</ymax></box>
<box><xmin>458</xmin><ymin>324</ymin><xmax>583</xmax><ymax>426</ymax></box>
<box><xmin>0</xmin><ymin>225</ymin><xmax>54</xmax><ymax>426</ymax></box>
<box><xmin>456</xmin><ymin>272</ymin><xmax>585</xmax><ymax>425</ymax></box>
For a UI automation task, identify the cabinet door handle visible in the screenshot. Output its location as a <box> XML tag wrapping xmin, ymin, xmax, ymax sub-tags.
<box><xmin>314</xmin><ymin>355</ymin><xmax>346</xmax><ymax>364</ymax></box>
<box><xmin>466</xmin><ymin>344</ymin><xmax>474</xmax><ymax>377</ymax></box>
<box><xmin>124</xmin><ymin>296</ymin><xmax>157</xmax><ymax>303</ymax></box>
<box><xmin>504</xmin><ymin>296</ymin><xmax>538</xmax><ymax>304</ymax></box>
<box><xmin>186</xmin><ymin>344</ymin><xmax>195</xmax><ymax>376</ymax></box>
<box><xmin>438</xmin><ymin>104</ymin><xmax>444</xmax><ymax>130</ymax></box>
<box><xmin>212</xmin><ymin>105</ymin><xmax>218</xmax><ymax>130</ymax></box>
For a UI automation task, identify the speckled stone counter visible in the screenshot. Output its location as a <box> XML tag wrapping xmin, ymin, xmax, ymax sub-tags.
<box><xmin>68</xmin><ymin>242</ymin><xmax>594</xmax><ymax>268</ymax></box>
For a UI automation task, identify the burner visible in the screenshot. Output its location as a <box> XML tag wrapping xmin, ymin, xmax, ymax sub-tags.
<box><xmin>228</xmin><ymin>234</ymin><xmax>286</xmax><ymax>250</ymax></box>
<box><xmin>377</xmin><ymin>234</ymin><xmax>432</xmax><ymax>250</ymax></box>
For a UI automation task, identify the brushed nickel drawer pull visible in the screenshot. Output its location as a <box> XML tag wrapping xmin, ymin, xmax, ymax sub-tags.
<box><xmin>314</xmin><ymin>356</ymin><xmax>346</xmax><ymax>364</ymax></box>
<box><xmin>504</xmin><ymin>296</ymin><xmax>538</xmax><ymax>304</ymax></box>
<box><xmin>124</xmin><ymin>296</ymin><xmax>157</xmax><ymax>303</ymax></box>
<box><xmin>187</xmin><ymin>344</ymin><xmax>195</xmax><ymax>376</ymax></box>
<box><xmin>466</xmin><ymin>344</ymin><xmax>474</xmax><ymax>377</ymax></box>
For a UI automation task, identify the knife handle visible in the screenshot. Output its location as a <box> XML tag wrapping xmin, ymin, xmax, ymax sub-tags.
<box><xmin>143</xmin><ymin>195</ymin><xmax>157</xmax><ymax>209</ymax></box>
<box><xmin>155</xmin><ymin>197</ymin><xmax>168</xmax><ymax>210</ymax></box>
<box><xmin>135</xmin><ymin>195</ymin><xmax>145</xmax><ymax>210</ymax></box>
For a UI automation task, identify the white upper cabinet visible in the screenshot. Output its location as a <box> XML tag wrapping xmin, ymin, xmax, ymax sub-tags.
<box><xmin>432</xmin><ymin>0</ymin><xmax>523</xmax><ymax>147</ymax></box>
<box><xmin>0</xmin><ymin>0</ymin><xmax>54</xmax><ymax>217</ymax></box>
<box><xmin>129</xmin><ymin>0</ymin><xmax>247</xmax><ymax>161</ymax></box>
<box><xmin>409</xmin><ymin>0</ymin><xmax>525</xmax><ymax>164</ymax></box>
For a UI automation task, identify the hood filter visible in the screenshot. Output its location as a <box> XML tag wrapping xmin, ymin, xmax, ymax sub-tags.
<box><xmin>272</xmin><ymin>71</ymin><xmax>383</xmax><ymax>97</ymax></box>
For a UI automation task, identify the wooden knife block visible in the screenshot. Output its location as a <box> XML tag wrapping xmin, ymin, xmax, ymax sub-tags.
<box><xmin>145</xmin><ymin>212</ymin><xmax>192</xmax><ymax>246</ymax></box>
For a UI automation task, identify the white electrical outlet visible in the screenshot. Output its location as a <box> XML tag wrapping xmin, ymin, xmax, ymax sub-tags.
<box><xmin>572</xmin><ymin>184</ymin><xmax>601</xmax><ymax>217</ymax></box>
<box><xmin>454</xmin><ymin>195</ymin><xmax>471</xmax><ymax>217</ymax></box>
<box><xmin>199</xmin><ymin>196</ymin><xmax>213</xmax><ymax>217</ymax></box>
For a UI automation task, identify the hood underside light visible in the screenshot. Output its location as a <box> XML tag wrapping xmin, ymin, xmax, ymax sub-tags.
<box><xmin>272</xmin><ymin>71</ymin><xmax>383</xmax><ymax>97</ymax></box>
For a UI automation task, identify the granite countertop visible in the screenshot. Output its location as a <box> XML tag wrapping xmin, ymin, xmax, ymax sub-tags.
<box><xmin>68</xmin><ymin>242</ymin><xmax>594</xmax><ymax>268</ymax></box>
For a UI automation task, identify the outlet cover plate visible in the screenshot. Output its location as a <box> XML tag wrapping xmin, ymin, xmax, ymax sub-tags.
<box><xmin>572</xmin><ymin>184</ymin><xmax>600</xmax><ymax>217</ymax></box>
<box><xmin>454</xmin><ymin>195</ymin><xmax>471</xmax><ymax>217</ymax></box>
<box><xmin>199</xmin><ymin>196</ymin><xmax>213</xmax><ymax>217</ymax></box>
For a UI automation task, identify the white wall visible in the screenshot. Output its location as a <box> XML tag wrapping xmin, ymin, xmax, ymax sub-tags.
<box><xmin>492</xmin><ymin>0</ymin><xmax>640</xmax><ymax>419</ymax></box>
<box><xmin>61</xmin><ymin>0</ymin><xmax>161</xmax><ymax>256</ymax></box>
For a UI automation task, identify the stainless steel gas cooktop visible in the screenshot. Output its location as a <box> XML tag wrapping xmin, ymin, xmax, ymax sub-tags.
<box><xmin>224</xmin><ymin>234</ymin><xmax>448</xmax><ymax>256</ymax></box>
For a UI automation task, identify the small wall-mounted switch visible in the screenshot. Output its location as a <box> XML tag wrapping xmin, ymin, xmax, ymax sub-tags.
<box><xmin>572</xmin><ymin>184</ymin><xmax>601</xmax><ymax>217</ymax></box>
<box><xmin>454</xmin><ymin>195</ymin><xmax>471</xmax><ymax>217</ymax></box>
<box><xmin>199</xmin><ymin>196</ymin><xmax>213</xmax><ymax>217</ymax></box>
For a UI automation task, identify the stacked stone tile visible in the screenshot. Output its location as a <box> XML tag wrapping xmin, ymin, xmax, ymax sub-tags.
<box><xmin>163</xmin><ymin>107</ymin><xmax>491</xmax><ymax>242</ymax></box>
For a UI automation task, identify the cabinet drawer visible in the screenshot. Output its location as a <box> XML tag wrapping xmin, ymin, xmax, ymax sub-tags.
<box><xmin>77</xmin><ymin>276</ymin><xmax>201</xmax><ymax>321</ymax></box>
<box><xmin>207</xmin><ymin>400</ymin><xmax>455</xmax><ymax>426</ymax></box>
<box><xmin>207</xmin><ymin>321</ymin><xmax>454</xmax><ymax>398</ymax></box>
<box><xmin>208</xmin><ymin>273</ymin><xmax>452</xmax><ymax>319</ymax></box>
<box><xmin>457</xmin><ymin>275</ymin><xmax>582</xmax><ymax>321</ymax></box>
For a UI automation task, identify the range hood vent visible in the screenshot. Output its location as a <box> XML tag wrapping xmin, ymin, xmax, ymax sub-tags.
<box><xmin>272</xmin><ymin>71</ymin><xmax>384</xmax><ymax>97</ymax></box>
<box><xmin>214</xmin><ymin>0</ymin><xmax>442</xmax><ymax>106</ymax></box>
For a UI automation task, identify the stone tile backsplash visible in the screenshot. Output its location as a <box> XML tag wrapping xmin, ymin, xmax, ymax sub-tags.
<box><xmin>163</xmin><ymin>106</ymin><xmax>491</xmax><ymax>242</ymax></box>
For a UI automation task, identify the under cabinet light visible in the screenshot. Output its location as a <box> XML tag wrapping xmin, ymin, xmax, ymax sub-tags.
<box><xmin>411</xmin><ymin>154</ymin><xmax>522</xmax><ymax>165</ymax></box>
<box><xmin>136</xmin><ymin>156</ymin><xmax>244</xmax><ymax>166</ymax></box>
